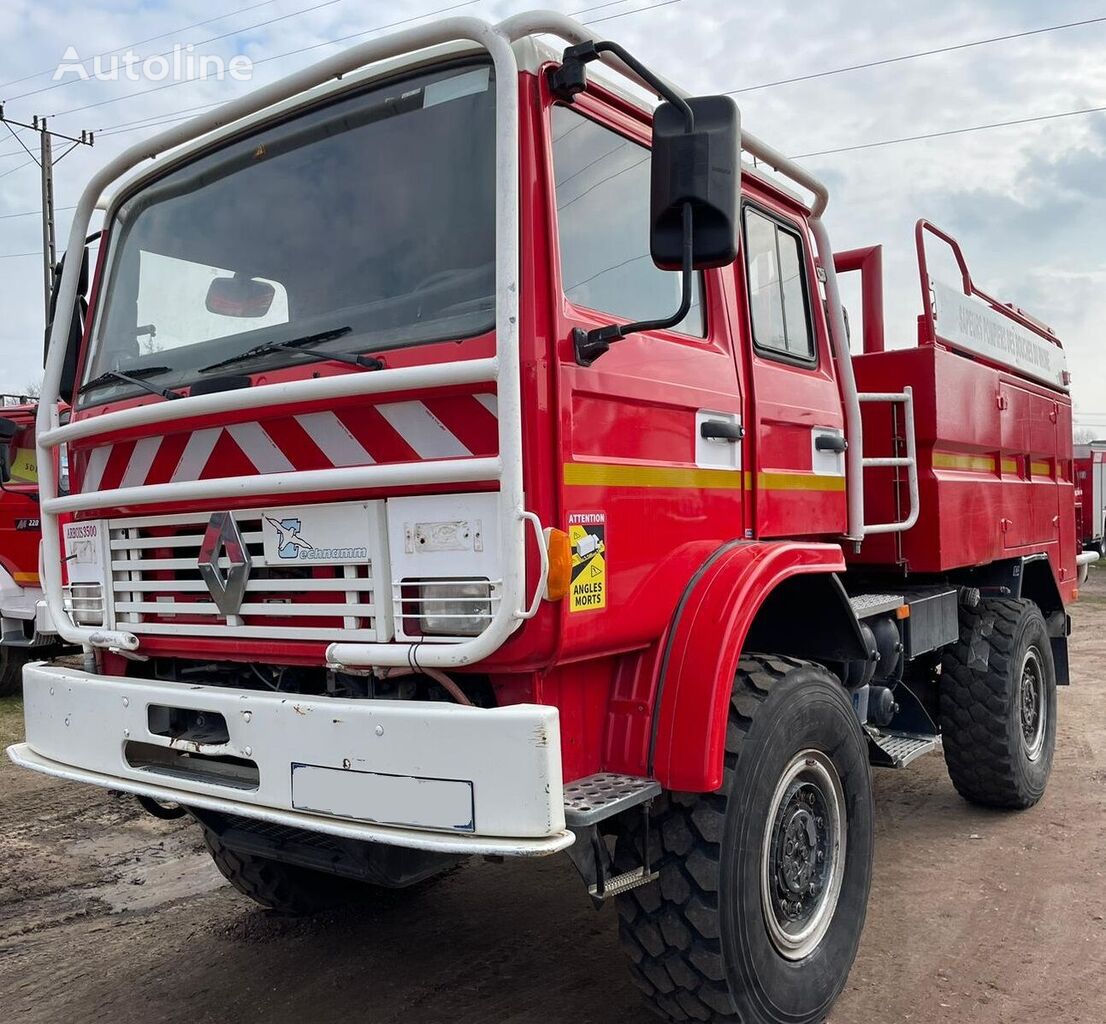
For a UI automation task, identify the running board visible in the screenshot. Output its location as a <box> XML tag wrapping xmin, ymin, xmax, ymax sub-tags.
<box><xmin>866</xmin><ymin>728</ymin><xmax>941</xmax><ymax>769</ymax></box>
<box><xmin>563</xmin><ymin>772</ymin><xmax>661</xmax><ymax>827</ymax></box>
<box><xmin>562</xmin><ymin>774</ymin><xmax>662</xmax><ymax>904</ymax></box>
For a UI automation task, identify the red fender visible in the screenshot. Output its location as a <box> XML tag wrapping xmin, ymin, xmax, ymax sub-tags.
<box><xmin>651</xmin><ymin>540</ymin><xmax>846</xmax><ymax>792</ymax></box>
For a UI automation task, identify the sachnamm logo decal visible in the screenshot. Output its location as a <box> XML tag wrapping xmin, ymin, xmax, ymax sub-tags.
<box><xmin>263</xmin><ymin>515</ymin><xmax>367</xmax><ymax>562</ymax></box>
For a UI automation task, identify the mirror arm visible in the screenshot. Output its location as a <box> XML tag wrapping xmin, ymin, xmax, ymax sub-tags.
<box><xmin>550</xmin><ymin>40</ymin><xmax>695</xmax><ymax>133</ymax></box>
<box><xmin>575</xmin><ymin>201</ymin><xmax>694</xmax><ymax>367</ymax></box>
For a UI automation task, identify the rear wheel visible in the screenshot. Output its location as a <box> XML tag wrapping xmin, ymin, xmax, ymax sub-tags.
<box><xmin>616</xmin><ymin>655</ymin><xmax>874</xmax><ymax>1024</ymax></box>
<box><xmin>940</xmin><ymin>597</ymin><xmax>1057</xmax><ymax>809</ymax></box>
<box><xmin>0</xmin><ymin>644</ymin><xmax>33</xmax><ymax>698</ymax></box>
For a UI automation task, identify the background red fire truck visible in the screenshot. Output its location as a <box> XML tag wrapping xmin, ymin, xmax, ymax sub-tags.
<box><xmin>1074</xmin><ymin>441</ymin><xmax>1105</xmax><ymax>555</ymax></box>
<box><xmin>6</xmin><ymin>11</ymin><xmax>1096</xmax><ymax>1024</ymax></box>
<box><xmin>0</xmin><ymin>396</ymin><xmax>56</xmax><ymax>695</ymax></box>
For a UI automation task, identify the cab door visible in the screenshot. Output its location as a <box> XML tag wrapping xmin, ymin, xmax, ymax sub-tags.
<box><xmin>544</xmin><ymin>91</ymin><xmax>746</xmax><ymax>658</ymax></box>
<box><xmin>738</xmin><ymin>199</ymin><xmax>847</xmax><ymax>538</ymax></box>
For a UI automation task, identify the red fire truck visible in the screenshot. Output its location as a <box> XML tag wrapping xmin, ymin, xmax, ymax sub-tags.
<box><xmin>0</xmin><ymin>398</ymin><xmax>54</xmax><ymax>695</ymax></box>
<box><xmin>7</xmin><ymin>12</ymin><xmax>1094</xmax><ymax>1024</ymax></box>
<box><xmin>1074</xmin><ymin>442</ymin><xmax>1105</xmax><ymax>556</ymax></box>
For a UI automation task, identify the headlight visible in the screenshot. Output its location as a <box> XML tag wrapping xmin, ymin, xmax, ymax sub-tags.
<box><xmin>416</xmin><ymin>580</ymin><xmax>492</xmax><ymax>637</ymax></box>
<box><xmin>64</xmin><ymin>582</ymin><xmax>105</xmax><ymax>626</ymax></box>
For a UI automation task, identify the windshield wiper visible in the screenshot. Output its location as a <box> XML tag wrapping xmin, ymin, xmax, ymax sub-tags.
<box><xmin>198</xmin><ymin>327</ymin><xmax>381</xmax><ymax>374</ymax></box>
<box><xmin>81</xmin><ymin>366</ymin><xmax>180</xmax><ymax>401</ymax></box>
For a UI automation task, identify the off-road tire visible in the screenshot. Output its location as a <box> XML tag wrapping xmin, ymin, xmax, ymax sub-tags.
<box><xmin>939</xmin><ymin>597</ymin><xmax>1057</xmax><ymax>809</ymax></box>
<box><xmin>203</xmin><ymin>828</ymin><xmax>371</xmax><ymax>914</ymax></box>
<box><xmin>616</xmin><ymin>655</ymin><xmax>874</xmax><ymax>1024</ymax></box>
<box><xmin>0</xmin><ymin>644</ymin><xmax>32</xmax><ymax>698</ymax></box>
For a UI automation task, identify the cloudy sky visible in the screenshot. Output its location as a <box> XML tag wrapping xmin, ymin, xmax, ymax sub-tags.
<box><xmin>1</xmin><ymin>0</ymin><xmax>1104</xmax><ymax>432</ymax></box>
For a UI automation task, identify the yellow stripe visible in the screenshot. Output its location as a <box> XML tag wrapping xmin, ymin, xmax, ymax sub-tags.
<box><xmin>932</xmin><ymin>452</ymin><xmax>997</xmax><ymax>472</ymax></box>
<box><xmin>12</xmin><ymin>572</ymin><xmax>39</xmax><ymax>585</ymax></box>
<box><xmin>758</xmin><ymin>471</ymin><xmax>846</xmax><ymax>492</ymax></box>
<box><xmin>563</xmin><ymin>462</ymin><xmax>745</xmax><ymax>490</ymax></box>
<box><xmin>1001</xmin><ymin>458</ymin><xmax>1018</xmax><ymax>473</ymax></box>
<box><xmin>1030</xmin><ymin>461</ymin><xmax>1051</xmax><ymax>476</ymax></box>
<box><xmin>563</xmin><ymin>463</ymin><xmax>845</xmax><ymax>492</ymax></box>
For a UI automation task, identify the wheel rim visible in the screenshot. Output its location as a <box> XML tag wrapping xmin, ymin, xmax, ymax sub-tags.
<box><xmin>760</xmin><ymin>749</ymin><xmax>847</xmax><ymax>961</ymax></box>
<box><xmin>1019</xmin><ymin>647</ymin><xmax>1047</xmax><ymax>762</ymax></box>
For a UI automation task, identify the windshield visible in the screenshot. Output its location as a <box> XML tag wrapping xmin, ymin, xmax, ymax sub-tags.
<box><xmin>84</xmin><ymin>61</ymin><xmax>496</xmax><ymax>405</ymax></box>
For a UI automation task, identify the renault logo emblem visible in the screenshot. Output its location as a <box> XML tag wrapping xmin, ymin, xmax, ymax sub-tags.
<box><xmin>198</xmin><ymin>512</ymin><xmax>251</xmax><ymax>616</ymax></box>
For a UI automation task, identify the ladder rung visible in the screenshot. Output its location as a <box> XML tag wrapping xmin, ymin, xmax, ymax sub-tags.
<box><xmin>863</xmin><ymin>457</ymin><xmax>913</xmax><ymax>468</ymax></box>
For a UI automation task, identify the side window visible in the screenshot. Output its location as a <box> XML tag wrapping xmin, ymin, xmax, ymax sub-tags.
<box><xmin>551</xmin><ymin>105</ymin><xmax>704</xmax><ymax>337</ymax></box>
<box><xmin>743</xmin><ymin>207</ymin><xmax>815</xmax><ymax>362</ymax></box>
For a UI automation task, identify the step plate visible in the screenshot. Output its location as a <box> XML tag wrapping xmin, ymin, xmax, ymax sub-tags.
<box><xmin>563</xmin><ymin>772</ymin><xmax>661</xmax><ymax>827</ymax></box>
<box><xmin>849</xmin><ymin>593</ymin><xmax>905</xmax><ymax>618</ymax></box>
<box><xmin>589</xmin><ymin>866</ymin><xmax>660</xmax><ymax>900</ymax></box>
<box><xmin>867</xmin><ymin>729</ymin><xmax>941</xmax><ymax>769</ymax></box>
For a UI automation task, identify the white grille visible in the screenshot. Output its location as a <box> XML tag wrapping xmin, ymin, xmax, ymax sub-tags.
<box><xmin>107</xmin><ymin>510</ymin><xmax>388</xmax><ymax>643</ymax></box>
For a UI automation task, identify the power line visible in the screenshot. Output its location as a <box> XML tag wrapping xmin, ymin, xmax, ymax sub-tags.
<box><xmin>0</xmin><ymin>251</ymin><xmax>42</xmax><ymax>259</ymax></box>
<box><xmin>0</xmin><ymin>1</ymin><xmax>278</xmax><ymax>92</ymax></box>
<box><xmin>728</xmin><ymin>14</ymin><xmax>1106</xmax><ymax>95</ymax></box>
<box><xmin>0</xmin><ymin>204</ymin><xmax>74</xmax><ymax>220</ymax></box>
<box><xmin>791</xmin><ymin>103</ymin><xmax>1106</xmax><ymax>159</ymax></box>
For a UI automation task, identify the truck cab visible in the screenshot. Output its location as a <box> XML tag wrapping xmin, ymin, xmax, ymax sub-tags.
<box><xmin>8</xmin><ymin>13</ymin><xmax>1086</xmax><ymax>1024</ymax></box>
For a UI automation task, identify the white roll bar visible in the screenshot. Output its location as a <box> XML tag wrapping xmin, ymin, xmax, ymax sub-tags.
<box><xmin>37</xmin><ymin>17</ymin><xmax>525</xmax><ymax>667</ymax></box>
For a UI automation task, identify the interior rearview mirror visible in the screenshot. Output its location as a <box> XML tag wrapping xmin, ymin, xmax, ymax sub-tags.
<box><xmin>206</xmin><ymin>275</ymin><xmax>276</xmax><ymax>318</ymax></box>
<box><xmin>650</xmin><ymin>95</ymin><xmax>741</xmax><ymax>271</ymax></box>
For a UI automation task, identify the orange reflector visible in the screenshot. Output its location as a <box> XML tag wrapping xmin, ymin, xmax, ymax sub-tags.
<box><xmin>545</xmin><ymin>528</ymin><xmax>572</xmax><ymax>601</ymax></box>
<box><xmin>895</xmin><ymin>604</ymin><xmax>910</xmax><ymax>619</ymax></box>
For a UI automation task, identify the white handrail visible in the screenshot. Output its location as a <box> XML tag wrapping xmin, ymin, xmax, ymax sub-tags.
<box><xmin>858</xmin><ymin>387</ymin><xmax>920</xmax><ymax>536</ymax></box>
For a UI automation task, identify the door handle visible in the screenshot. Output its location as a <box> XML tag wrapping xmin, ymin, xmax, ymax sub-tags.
<box><xmin>814</xmin><ymin>433</ymin><xmax>847</xmax><ymax>453</ymax></box>
<box><xmin>700</xmin><ymin>420</ymin><xmax>744</xmax><ymax>442</ymax></box>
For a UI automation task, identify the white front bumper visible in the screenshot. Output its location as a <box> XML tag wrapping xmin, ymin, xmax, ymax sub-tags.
<box><xmin>9</xmin><ymin>663</ymin><xmax>573</xmax><ymax>857</ymax></box>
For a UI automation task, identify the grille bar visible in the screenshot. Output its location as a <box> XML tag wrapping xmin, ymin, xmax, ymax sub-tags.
<box><xmin>107</xmin><ymin>505</ymin><xmax>387</xmax><ymax>643</ymax></box>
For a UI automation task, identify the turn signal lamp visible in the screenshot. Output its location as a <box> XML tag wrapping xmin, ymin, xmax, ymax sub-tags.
<box><xmin>545</xmin><ymin>528</ymin><xmax>572</xmax><ymax>601</ymax></box>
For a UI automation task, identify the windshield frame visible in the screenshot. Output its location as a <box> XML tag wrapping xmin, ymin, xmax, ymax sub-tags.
<box><xmin>78</xmin><ymin>55</ymin><xmax>498</xmax><ymax>409</ymax></box>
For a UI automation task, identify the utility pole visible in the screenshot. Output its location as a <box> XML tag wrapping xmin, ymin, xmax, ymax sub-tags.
<box><xmin>0</xmin><ymin>107</ymin><xmax>94</xmax><ymax>325</ymax></box>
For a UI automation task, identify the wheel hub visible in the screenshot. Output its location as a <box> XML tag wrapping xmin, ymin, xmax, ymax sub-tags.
<box><xmin>1019</xmin><ymin>647</ymin><xmax>1046</xmax><ymax>762</ymax></box>
<box><xmin>761</xmin><ymin>751</ymin><xmax>846</xmax><ymax>961</ymax></box>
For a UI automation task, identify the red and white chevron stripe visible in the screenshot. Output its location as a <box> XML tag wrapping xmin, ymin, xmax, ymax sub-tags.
<box><xmin>77</xmin><ymin>392</ymin><xmax>499</xmax><ymax>493</ymax></box>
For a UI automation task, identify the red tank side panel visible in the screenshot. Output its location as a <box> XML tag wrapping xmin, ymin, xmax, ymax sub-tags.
<box><xmin>850</xmin><ymin>344</ymin><xmax>1076</xmax><ymax>600</ymax></box>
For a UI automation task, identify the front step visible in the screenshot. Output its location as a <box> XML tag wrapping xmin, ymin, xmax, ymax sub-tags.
<box><xmin>590</xmin><ymin>865</ymin><xmax>660</xmax><ymax>899</ymax></box>
<box><xmin>563</xmin><ymin>772</ymin><xmax>661</xmax><ymax>827</ymax></box>
<box><xmin>563</xmin><ymin>773</ymin><xmax>662</xmax><ymax>904</ymax></box>
<box><xmin>866</xmin><ymin>728</ymin><xmax>941</xmax><ymax>769</ymax></box>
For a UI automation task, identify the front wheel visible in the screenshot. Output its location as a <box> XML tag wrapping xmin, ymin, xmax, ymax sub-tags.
<box><xmin>617</xmin><ymin>655</ymin><xmax>874</xmax><ymax>1024</ymax></box>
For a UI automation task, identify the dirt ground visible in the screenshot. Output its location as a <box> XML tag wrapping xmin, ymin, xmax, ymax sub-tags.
<box><xmin>2</xmin><ymin>572</ymin><xmax>1104</xmax><ymax>1024</ymax></box>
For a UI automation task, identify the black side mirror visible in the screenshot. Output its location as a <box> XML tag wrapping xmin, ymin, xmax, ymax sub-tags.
<box><xmin>550</xmin><ymin>41</ymin><xmax>742</xmax><ymax>366</ymax></box>
<box><xmin>650</xmin><ymin>95</ymin><xmax>740</xmax><ymax>271</ymax></box>
<box><xmin>45</xmin><ymin>235</ymin><xmax>95</xmax><ymax>399</ymax></box>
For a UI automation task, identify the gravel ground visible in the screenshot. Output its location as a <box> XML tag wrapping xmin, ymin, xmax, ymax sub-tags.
<box><xmin>2</xmin><ymin>569</ymin><xmax>1104</xmax><ymax>1024</ymax></box>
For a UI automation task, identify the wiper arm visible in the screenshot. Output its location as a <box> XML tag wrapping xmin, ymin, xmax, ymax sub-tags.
<box><xmin>293</xmin><ymin>344</ymin><xmax>384</xmax><ymax>371</ymax></box>
<box><xmin>81</xmin><ymin>366</ymin><xmax>180</xmax><ymax>401</ymax></box>
<box><xmin>199</xmin><ymin>327</ymin><xmax>356</xmax><ymax>373</ymax></box>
